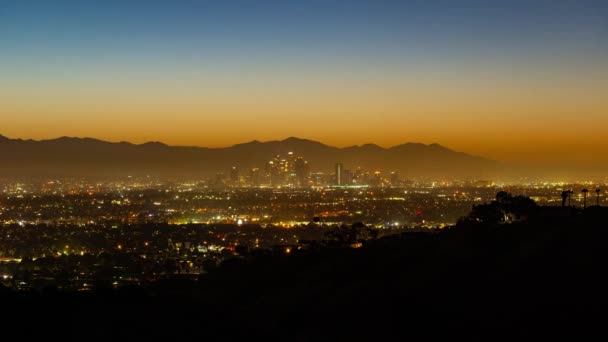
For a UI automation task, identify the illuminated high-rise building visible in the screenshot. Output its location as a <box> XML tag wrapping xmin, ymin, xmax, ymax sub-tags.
<box><xmin>342</xmin><ymin>169</ymin><xmax>353</xmax><ymax>185</ymax></box>
<box><xmin>310</xmin><ymin>172</ymin><xmax>326</xmax><ymax>186</ymax></box>
<box><xmin>353</xmin><ymin>167</ymin><xmax>363</xmax><ymax>184</ymax></box>
<box><xmin>335</xmin><ymin>163</ymin><xmax>343</xmax><ymax>185</ymax></box>
<box><xmin>264</xmin><ymin>153</ymin><xmax>309</xmax><ymax>188</ymax></box>
<box><xmin>371</xmin><ymin>171</ymin><xmax>382</xmax><ymax>187</ymax></box>
<box><xmin>250</xmin><ymin>168</ymin><xmax>260</xmax><ymax>187</ymax></box>
<box><xmin>295</xmin><ymin>157</ymin><xmax>310</xmax><ymax>187</ymax></box>
<box><xmin>267</xmin><ymin>158</ymin><xmax>282</xmax><ymax>187</ymax></box>
<box><xmin>390</xmin><ymin>171</ymin><xmax>399</xmax><ymax>187</ymax></box>
<box><xmin>230</xmin><ymin>166</ymin><xmax>239</xmax><ymax>186</ymax></box>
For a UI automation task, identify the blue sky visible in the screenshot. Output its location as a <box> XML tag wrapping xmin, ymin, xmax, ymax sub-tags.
<box><xmin>2</xmin><ymin>1</ymin><xmax>605</xmax><ymax>59</ymax></box>
<box><xmin>0</xmin><ymin>1</ymin><xmax>607</xmax><ymax>163</ymax></box>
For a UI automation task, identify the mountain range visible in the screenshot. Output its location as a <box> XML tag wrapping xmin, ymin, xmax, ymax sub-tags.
<box><xmin>0</xmin><ymin>135</ymin><xmax>499</xmax><ymax>179</ymax></box>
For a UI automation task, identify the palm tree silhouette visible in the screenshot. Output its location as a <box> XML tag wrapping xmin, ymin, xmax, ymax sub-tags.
<box><xmin>582</xmin><ymin>188</ymin><xmax>589</xmax><ymax>209</ymax></box>
<box><xmin>596</xmin><ymin>189</ymin><xmax>601</xmax><ymax>206</ymax></box>
<box><xmin>561</xmin><ymin>191</ymin><xmax>569</xmax><ymax>207</ymax></box>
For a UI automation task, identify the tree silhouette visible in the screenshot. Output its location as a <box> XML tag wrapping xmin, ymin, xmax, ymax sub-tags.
<box><xmin>324</xmin><ymin>223</ymin><xmax>365</xmax><ymax>244</ymax></box>
<box><xmin>561</xmin><ymin>191</ymin><xmax>569</xmax><ymax>207</ymax></box>
<box><xmin>496</xmin><ymin>191</ymin><xmax>512</xmax><ymax>204</ymax></box>
<box><xmin>469</xmin><ymin>203</ymin><xmax>503</xmax><ymax>223</ymax></box>
<box><xmin>581</xmin><ymin>188</ymin><xmax>589</xmax><ymax>209</ymax></box>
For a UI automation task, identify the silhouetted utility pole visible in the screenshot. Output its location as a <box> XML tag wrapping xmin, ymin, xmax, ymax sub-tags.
<box><xmin>582</xmin><ymin>188</ymin><xmax>589</xmax><ymax>209</ymax></box>
<box><xmin>596</xmin><ymin>189</ymin><xmax>601</xmax><ymax>206</ymax></box>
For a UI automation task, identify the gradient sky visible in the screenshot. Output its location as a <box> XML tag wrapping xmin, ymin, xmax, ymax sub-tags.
<box><xmin>1</xmin><ymin>0</ymin><xmax>607</xmax><ymax>164</ymax></box>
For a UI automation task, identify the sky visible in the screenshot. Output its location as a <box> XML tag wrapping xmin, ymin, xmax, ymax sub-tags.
<box><xmin>1</xmin><ymin>0</ymin><xmax>607</xmax><ymax>164</ymax></box>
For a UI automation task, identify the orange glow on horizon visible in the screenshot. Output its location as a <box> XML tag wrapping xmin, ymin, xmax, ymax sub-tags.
<box><xmin>1</xmin><ymin>64</ymin><xmax>606</xmax><ymax>164</ymax></box>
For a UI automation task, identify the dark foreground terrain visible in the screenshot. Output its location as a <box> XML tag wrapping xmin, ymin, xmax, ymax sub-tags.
<box><xmin>2</xmin><ymin>203</ymin><xmax>607</xmax><ymax>340</ymax></box>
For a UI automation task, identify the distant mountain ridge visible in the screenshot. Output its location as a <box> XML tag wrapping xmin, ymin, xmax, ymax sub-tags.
<box><xmin>0</xmin><ymin>135</ymin><xmax>499</xmax><ymax>179</ymax></box>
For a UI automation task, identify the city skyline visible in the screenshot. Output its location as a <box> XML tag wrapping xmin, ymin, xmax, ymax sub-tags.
<box><xmin>1</xmin><ymin>2</ymin><xmax>607</xmax><ymax>336</ymax></box>
<box><xmin>1</xmin><ymin>1</ymin><xmax>607</xmax><ymax>165</ymax></box>
<box><xmin>2</xmin><ymin>132</ymin><xmax>608</xmax><ymax>174</ymax></box>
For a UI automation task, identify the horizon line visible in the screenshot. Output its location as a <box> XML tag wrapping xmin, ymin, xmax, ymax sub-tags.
<box><xmin>0</xmin><ymin>133</ymin><xmax>455</xmax><ymax>152</ymax></box>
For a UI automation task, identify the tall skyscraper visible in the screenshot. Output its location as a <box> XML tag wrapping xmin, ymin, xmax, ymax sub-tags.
<box><xmin>295</xmin><ymin>157</ymin><xmax>310</xmax><ymax>187</ymax></box>
<box><xmin>230</xmin><ymin>166</ymin><xmax>239</xmax><ymax>185</ymax></box>
<box><xmin>342</xmin><ymin>169</ymin><xmax>353</xmax><ymax>185</ymax></box>
<box><xmin>335</xmin><ymin>163</ymin><xmax>343</xmax><ymax>185</ymax></box>
<box><xmin>371</xmin><ymin>171</ymin><xmax>382</xmax><ymax>187</ymax></box>
<box><xmin>264</xmin><ymin>153</ymin><xmax>310</xmax><ymax>188</ymax></box>
<box><xmin>390</xmin><ymin>171</ymin><xmax>399</xmax><ymax>187</ymax></box>
<box><xmin>250</xmin><ymin>168</ymin><xmax>260</xmax><ymax>187</ymax></box>
<box><xmin>267</xmin><ymin>159</ymin><xmax>281</xmax><ymax>187</ymax></box>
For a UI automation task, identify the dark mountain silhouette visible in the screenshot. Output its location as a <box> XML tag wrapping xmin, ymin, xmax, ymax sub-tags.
<box><xmin>2</xmin><ymin>196</ymin><xmax>608</xmax><ymax>339</ymax></box>
<box><xmin>0</xmin><ymin>134</ymin><xmax>498</xmax><ymax>179</ymax></box>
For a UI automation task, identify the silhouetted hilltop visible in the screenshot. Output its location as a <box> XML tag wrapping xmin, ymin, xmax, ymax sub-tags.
<box><xmin>2</xmin><ymin>194</ymin><xmax>607</xmax><ymax>339</ymax></box>
<box><xmin>0</xmin><ymin>135</ymin><xmax>498</xmax><ymax>179</ymax></box>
